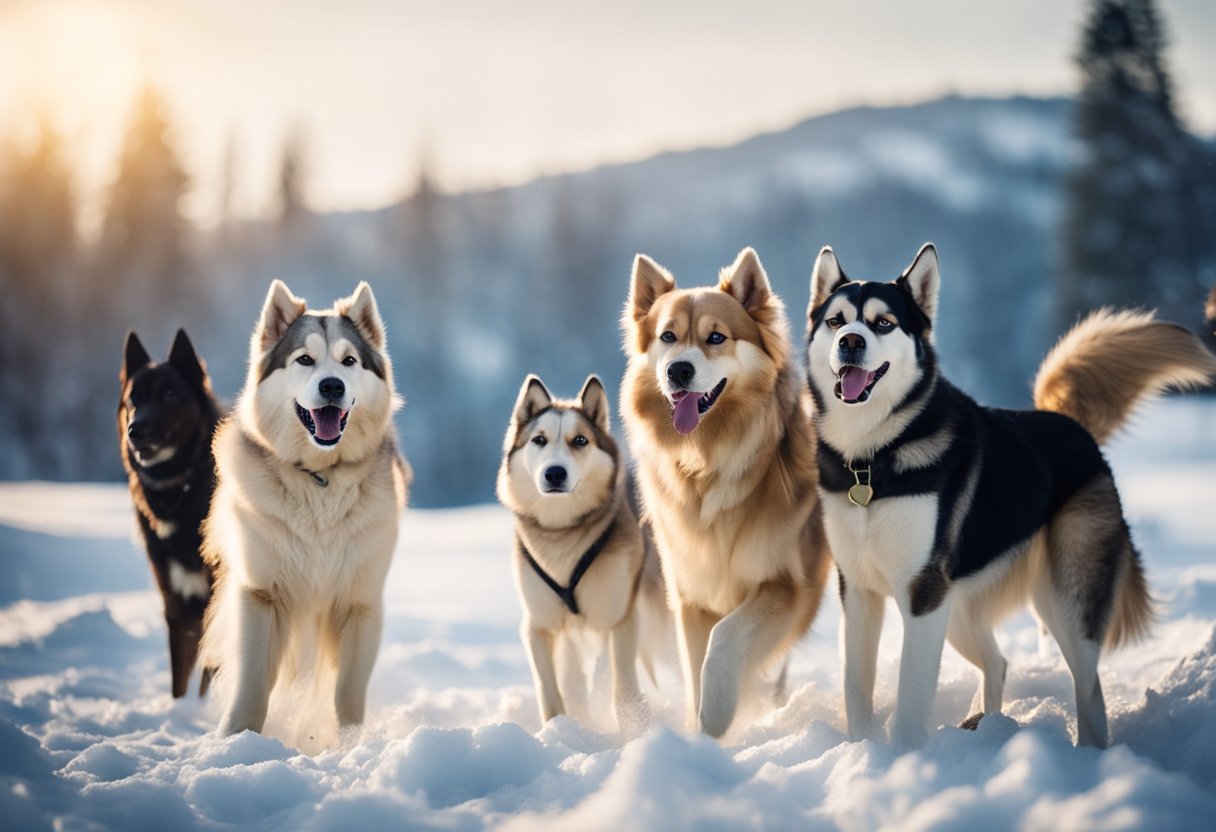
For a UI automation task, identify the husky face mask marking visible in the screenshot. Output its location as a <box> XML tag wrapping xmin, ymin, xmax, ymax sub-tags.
<box><xmin>626</xmin><ymin>247</ymin><xmax>784</xmax><ymax>438</ymax></box>
<box><xmin>502</xmin><ymin>375</ymin><xmax>617</xmax><ymax>529</ymax></box>
<box><xmin>807</xmin><ymin>245</ymin><xmax>938</xmax><ymax>422</ymax></box>
<box><xmin>246</xmin><ymin>280</ymin><xmax>397</xmax><ymax>459</ymax></box>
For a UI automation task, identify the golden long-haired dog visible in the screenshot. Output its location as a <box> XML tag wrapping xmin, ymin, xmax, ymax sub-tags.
<box><xmin>620</xmin><ymin>247</ymin><xmax>831</xmax><ymax>737</ymax></box>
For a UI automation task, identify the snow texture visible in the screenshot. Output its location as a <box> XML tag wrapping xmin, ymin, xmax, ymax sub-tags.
<box><xmin>1</xmin><ymin>398</ymin><xmax>1215</xmax><ymax>829</ymax></box>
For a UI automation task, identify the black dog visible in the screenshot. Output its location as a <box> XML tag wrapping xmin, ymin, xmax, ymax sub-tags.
<box><xmin>119</xmin><ymin>329</ymin><xmax>223</xmax><ymax>697</ymax></box>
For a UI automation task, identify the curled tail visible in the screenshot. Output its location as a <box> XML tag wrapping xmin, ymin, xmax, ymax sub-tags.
<box><xmin>1034</xmin><ymin>309</ymin><xmax>1216</xmax><ymax>444</ymax></box>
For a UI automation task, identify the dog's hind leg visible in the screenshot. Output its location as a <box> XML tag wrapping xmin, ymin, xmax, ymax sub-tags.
<box><xmin>841</xmin><ymin>581</ymin><xmax>885</xmax><ymax>740</ymax></box>
<box><xmin>609</xmin><ymin>604</ymin><xmax>649</xmax><ymax>737</ymax></box>
<box><xmin>676</xmin><ymin>602</ymin><xmax>717</xmax><ymax>732</ymax></box>
<box><xmin>218</xmin><ymin>587</ymin><xmax>284</xmax><ymax>735</ymax></box>
<box><xmin>332</xmin><ymin>600</ymin><xmax>384</xmax><ymax>727</ymax></box>
<box><xmin>1035</xmin><ymin>480</ymin><xmax>1128</xmax><ymax>747</ymax></box>
<box><xmin>522</xmin><ymin>620</ymin><xmax>564</xmax><ymax>723</ymax></box>
<box><xmin>947</xmin><ymin>602</ymin><xmax>1006</xmax><ymax>727</ymax></box>
<box><xmin>699</xmin><ymin>581</ymin><xmax>799</xmax><ymax>738</ymax></box>
<box><xmin>1033</xmin><ymin>584</ymin><xmax>1108</xmax><ymax>747</ymax></box>
<box><xmin>772</xmin><ymin>659</ymin><xmax>790</xmax><ymax>707</ymax></box>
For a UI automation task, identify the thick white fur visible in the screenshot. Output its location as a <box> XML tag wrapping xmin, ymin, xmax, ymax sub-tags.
<box><xmin>202</xmin><ymin>280</ymin><xmax>409</xmax><ymax>741</ymax></box>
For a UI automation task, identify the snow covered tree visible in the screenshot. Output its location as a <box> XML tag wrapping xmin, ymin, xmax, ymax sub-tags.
<box><xmin>1058</xmin><ymin>0</ymin><xmax>1216</xmax><ymax>332</ymax></box>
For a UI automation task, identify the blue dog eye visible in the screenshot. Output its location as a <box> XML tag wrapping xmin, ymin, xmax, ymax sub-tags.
<box><xmin>707</xmin><ymin>332</ymin><xmax>726</xmax><ymax>345</ymax></box>
<box><xmin>660</xmin><ymin>331</ymin><xmax>677</xmax><ymax>344</ymax></box>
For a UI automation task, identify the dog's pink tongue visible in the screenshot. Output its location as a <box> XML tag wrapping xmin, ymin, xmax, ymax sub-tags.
<box><xmin>312</xmin><ymin>407</ymin><xmax>343</xmax><ymax>441</ymax></box>
<box><xmin>672</xmin><ymin>394</ymin><xmax>702</xmax><ymax>435</ymax></box>
<box><xmin>840</xmin><ymin>367</ymin><xmax>873</xmax><ymax>401</ymax></box>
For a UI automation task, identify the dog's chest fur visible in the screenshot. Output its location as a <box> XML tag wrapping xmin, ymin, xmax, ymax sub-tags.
<box><xmin>639</xmin><ymin>459</ymin><xmax>814</xmax><ymax>614</ymax></box>
<box><xmin>821</xmin><ymin>491</ymin><xmax>938</xmax><ymax>596</ymax></box>
<box><xmin>210</xmin><ymin>425</ymin><xmax>404</xmax><ymax>604</ymax></box>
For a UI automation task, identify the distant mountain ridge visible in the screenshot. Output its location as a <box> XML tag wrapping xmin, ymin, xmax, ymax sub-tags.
<box><xmin>195</xmin><ymin>95</ymin><xmax>1079</xmax><ymax>506</ymax></box>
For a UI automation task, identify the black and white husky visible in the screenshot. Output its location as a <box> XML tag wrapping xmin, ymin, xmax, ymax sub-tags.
<box><xmin>497</xmin><ymin>374</ymin><xmax>670</xmax><ymax>736</ymax></box>
<box><xmin>805</xmin><ymin>243</ymin><xmax>1216</xmax><ymax>748</ymax></box>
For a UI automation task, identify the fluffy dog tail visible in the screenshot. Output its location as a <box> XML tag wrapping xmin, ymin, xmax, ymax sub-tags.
<box><xmin>1034</xmin><ymin>309</ymin><xmax>1216</xmax><ymax>444</ymax></box>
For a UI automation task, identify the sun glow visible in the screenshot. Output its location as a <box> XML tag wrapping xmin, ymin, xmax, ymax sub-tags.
<box><xmin>0</xmin><ymin>1</ymin><xmax>164</xmax><ymax>234</ymax></box>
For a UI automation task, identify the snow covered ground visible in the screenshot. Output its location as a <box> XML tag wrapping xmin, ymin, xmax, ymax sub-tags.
<box><xmin>2</xmin><ymin>398</ymin><xmax>1215</xmax><ymax>830</ymax></box>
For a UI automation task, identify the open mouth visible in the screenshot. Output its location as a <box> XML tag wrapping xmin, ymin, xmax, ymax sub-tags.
<box><xmin>130</xmin><ymin>443</ymin><xmax>175</xmax><ymax>466</ymax></box>
<box><xmin>835</xmin><ymin>362</ymin><xmax>889</xmax><ymax>404</ymax></box>
<box><xmin>295</xmin><ymin>401</ymin><xmax>351</xmax><ymax>446</ymax></box>
<box><xmin>670</xmin><ymin>378</ymin><xmax>726</xmax><ymax>435</ymax></box>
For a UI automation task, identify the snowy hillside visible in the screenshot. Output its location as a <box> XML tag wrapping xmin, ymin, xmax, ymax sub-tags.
<box><xmin>47</xmin><ymin>96</ymin><xmax>1077</xmax><ymax>507</ymax></box>
<box><xmin>2</xmin><ymin>397</ymin><xmax>1215</xmax><ymax>829</ymax></box>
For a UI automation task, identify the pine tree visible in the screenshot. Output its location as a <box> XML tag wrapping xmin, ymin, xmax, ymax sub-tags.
<box><xmin>0</xmin><ymin>118</ymin><xmax>78</xmax><ymax>476</ymax></box>
<box><xmin>278</xmin><ymin>129</ymin><xmax>309</xmax><ymax>233</ymax></box>
<box><xmin>1058</xmin><ymin>0</ymin><xmax>1215</xmax><ymax>332</ymax></box>
<box><xmin>97</xmin><ymin>86</ymin><xmax>194</xmax><ymax>344</ymax></box>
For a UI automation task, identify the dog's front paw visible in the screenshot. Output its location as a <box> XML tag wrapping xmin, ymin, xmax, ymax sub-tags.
<box><xmin>216</xmin><ymin>715</ymin><xmax>251</xmax><ymax>737</ymax></box>
<box><xmin>616</xmin><ymin>696</ymin><xmax>654</xmax><ymax>740</ymax></box>
<box><xmin>698</xmin><ymin>678</ymin><xmax>739</xmax><ymax>738</ymax></box>
<box><xmin>888</xmin><ymin>715</ymin><xmax>929</xmax><ymax>750</ymax></box>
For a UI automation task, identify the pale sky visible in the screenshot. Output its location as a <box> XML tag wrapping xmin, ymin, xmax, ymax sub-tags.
<box><xmin>1</xmin><ymin>0</ymin><xmax>1214</xmax><ymax>231</ymax></box>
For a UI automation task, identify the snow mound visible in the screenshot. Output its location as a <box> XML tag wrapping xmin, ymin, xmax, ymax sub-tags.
<box><xmin>0</xmin><ymin>399</ymin><xmax>1214</xmax><ymax>828</ymax></box>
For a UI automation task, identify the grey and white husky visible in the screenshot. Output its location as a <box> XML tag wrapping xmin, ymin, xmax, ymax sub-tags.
<box><xmin>805</xmin><ymin>243</ymin><xmax>1216</xmax><ymax>748</ymax></box>
<box><xmin>497</xmin><ymin>374</ymin><xmax>670</xmax><ymax>735</ymax></box>
<box><xmin>201</xmin><ymin>280</ymin><xmax>411</xmax><ymax>739</ymax></box>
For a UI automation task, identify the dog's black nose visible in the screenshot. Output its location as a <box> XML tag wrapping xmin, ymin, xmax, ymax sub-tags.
<box><xmin>839</xmin><ymin>333</ymin><xmax>866</xmax><ymax>351</ymax></box>
<box><xmin>318</xmin><ymin>377</ymin><xmax>345</xmax><ymax>401</ymax></box>
<box><xmin>544</xmin><ymin>466</ymin><xmax>567</xmax><ymax>486</ymax></box>
<box><xmin>127</xmin><ymin>421</ymin><xmax>147</xmax><ymax>442</ymax></box>
<box><xmin>666</xmin><ymin>361</ymin><xmax>696</xmax><ymax>388</ymax></box>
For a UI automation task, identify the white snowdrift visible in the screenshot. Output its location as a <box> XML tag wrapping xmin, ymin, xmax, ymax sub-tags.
<box><xmin>1</xmin><ymin>398</ymin><xmax>1214</xmax><ymax>830</ymax></box>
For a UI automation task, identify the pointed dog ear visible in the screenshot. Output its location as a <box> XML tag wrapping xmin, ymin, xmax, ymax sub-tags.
<box><xmin>335</xmin><ymin>281</ymin><xmax>386</xmax><ymax>351</ymax></box>
<box><xmin>627</xmin><ymin>254</ymin><xmax>676</xmax><ymax>323</ymax></box>
<box><xmin>256</xmin><ymin>279</ymin><xmax>306</xmax><ymax>354</ymax></box>
<box><xmin>513</xmin><ymin>374</ymin><xmax>553</xmax><ymax>427</ymax></box>
<box><xmin>122</xmin><ymin>331</ymin><xmax>151</xmax><ymax>383</ymax></box>
<box><xmin>897</xmin><ymin>243</ymin><xmax>940</xmax><ymax>331</ymax></box>
<box><xmin>718</xmin><ymin>247</ymin><xmax>773</xmax><ymax>316</ymax></box>
<box><xmin>808</xmin><ymin>246</ymin><xmax>849</xmax><ymax>316</ymax></box>
<box><xmin>578</xmin><ymin>374</ymin><xmax>610</xmax><ymax>433</ymax></box>
<box><xmin>167</xmin><ymin>329</ymin><xmax>206</xmax><ymax>388</ymax></box>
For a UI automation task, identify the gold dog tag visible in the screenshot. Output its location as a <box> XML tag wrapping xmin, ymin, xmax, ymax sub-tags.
<box><xmin>846</xmin><ymin>461</ymin><xmax>873</xmax><ymax>507</ymax></box>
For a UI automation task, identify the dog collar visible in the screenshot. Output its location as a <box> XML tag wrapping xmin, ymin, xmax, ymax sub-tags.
<box><xmin>136</xmin><ymin>466</ymin><xmax>194</xmax><ymax>492</ymax></box>
<box><xmin>846</xmin><ymin>459</ymin><xmax>874</xmax><ymax>507</ymax></box>
<box><xmin>520</xmin><ymin>518</ymin><xmax>617</xmax><ymax>616</ymax></box>
<box><xmin>294</xmin><ymin>462</ymin><xmax>330</xmax><ymax>487</ymax></box>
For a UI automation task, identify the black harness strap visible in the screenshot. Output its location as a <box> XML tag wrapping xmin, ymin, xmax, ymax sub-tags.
<box><xmin>520</xmin><ymin>518</ymin><xmax>617</xmax><ymax>616</ymax></box>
